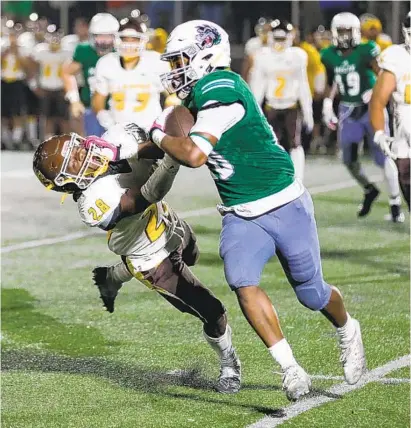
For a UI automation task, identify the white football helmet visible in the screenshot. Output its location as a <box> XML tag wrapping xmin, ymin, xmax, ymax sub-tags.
<box><xmin>403</xmin><ymin>11</ymin><xmax>411</xmax><ymax>47</ymax></box>
<box><xmin>160</xmin><ymin>20</ymin><xmax>231</xmax><ymax>99</ymax></box>
<box><xmin>331</xmin><ymin>12</ymin><xmax>361</xmax><ymax>49</ymax></box>
<box><xmin>271</xmin><ymin>19</ymin><xmax>294</xmax><ymax>52</ymax></box>
<box><xmin>115</xmin><ymin>18</ymin><xmax>149</xmax><ymax>60</ymax></box>
<box><xmin>89</xmin><ymin>13</ymin><xmax>119</xmax><ymax>55</ymax></box>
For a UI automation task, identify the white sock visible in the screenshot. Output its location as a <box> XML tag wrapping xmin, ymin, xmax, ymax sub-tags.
<box><xmin>27</xmin><ymin>117</ymin><xmax>38</xmax><ymax>141</ymax></box>
<box><xmin>12</xmin><ymin>126</ymin><xmax>24</xmax><ymax>143</ymax></box>
<box><xmin>268</xmin><ymin>338</ymin><xmax>297</xmax><ymax>370</ymax></box>
<box><xmin>203</xmin><ymin>324</ymin><xmax>233</xmax><ymax>359</ymax></box>
<box><xmin>111</xmin><ymin>261</ymin><xmax>133</xmax><ymax>283</ymax></box>
<box><xmin>384</xmin><ymin>157</ymin><xmax>401</xmax><ymax>204</ymax></box>
<box><xmin>291</xmin><ymin>146</ymin><xmax>305</xmax><ymax>182</ymax></box>
<box><xmin>336</xmin><ymin>313</ymin><xmax>356</xmax><ymax>341</ymax></box>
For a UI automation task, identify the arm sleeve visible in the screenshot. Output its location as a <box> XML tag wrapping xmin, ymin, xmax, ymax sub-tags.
<box><xmin>364</xmin><ymin>41</ymin><xmax>381</xmax><ymax>63</ymax></box>
<box><xmin>140</xmin><ymin>155</ymin><xmax>180</xmax><ymax>203</ymax></box>
<box><xmin>188</xmin><ymin>101</ymin><xmax>246</xmax><ymax>154</ymax></box>
<box><xmin>377</xmin><ymin>45</ymin><xmax>399</xmax><ymax>75</ymax></box>
<box><xmin>297</xmin><ymin>51</ymin><xmax>313</xmax><ymax>119</ymax></box>
<box><xmin>93</xmin><ymin>57</ymin><xmax>109</xmax><ymax>96</ymax></box>
<box><xmin>72</xmin><ymin>44</ymin><xmax>82</xmax><ymax>63</ymax></box>
<box><xmin>248</xmin><ymin>55</ymin><xmax>267</xmax><ymax>105</ymax></box>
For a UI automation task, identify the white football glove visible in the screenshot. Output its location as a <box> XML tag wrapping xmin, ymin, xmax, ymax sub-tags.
<box><xmin>374</xmin><ymin>130</ymin><xmax>397</xmax><ymax>159</ymax></box>
<box><xmin>322</xmin><ymin>98</ymin><xmax>338</xmax><ymax>131</ymax></box>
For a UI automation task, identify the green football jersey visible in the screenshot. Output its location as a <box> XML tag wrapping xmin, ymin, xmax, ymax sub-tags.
<box><xmin>72</xmin><ymin>42</ymin><xmax>100</xmax><ymax>107</ymax></box>
<box><xmin>183</xmin><ymin>70</ymin><xmax>295</xmax><ymax>207</ymax></box>
<box><xmin>321</xmin><ymin>41</ymin><xmax>380</xmax><ymax>104</ymax></box>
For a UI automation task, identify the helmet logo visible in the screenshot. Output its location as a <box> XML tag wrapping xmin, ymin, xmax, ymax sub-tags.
<box><xmin>195</xmin><ymin>24</ymin><xmax>221</xmax><ymax>49</ymax></box>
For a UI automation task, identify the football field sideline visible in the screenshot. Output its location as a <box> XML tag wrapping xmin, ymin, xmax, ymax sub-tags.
<box><xmin>1</xmin><ymin>174</ymin><xmax>382</xmax><ymax>254</ymax></box>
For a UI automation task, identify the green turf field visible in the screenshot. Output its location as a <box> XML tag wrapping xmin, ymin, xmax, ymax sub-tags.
<box><xmin>1</xmin><ymin>155</ymin><xmax>410</xmax><ymax>428</ymax></box>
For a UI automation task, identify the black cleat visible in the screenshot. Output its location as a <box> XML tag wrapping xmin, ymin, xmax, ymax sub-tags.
<box><xmin>358</xmin><ymin>185</ymin><xmax>380</xmax><ymax>217</ymax></box>
<box><xmin>387</xmin><ymin>204</ymin><xmax>405</xmax><ymax>223</ymax></box>
<box><xmin>92</xmin><ymin>266</ymin><xmax>123</xmax><ymax>313</ymax></box>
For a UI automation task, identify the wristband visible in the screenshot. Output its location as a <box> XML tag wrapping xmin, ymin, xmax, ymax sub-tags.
<box><xmin>151</xmin><ymin>128</ymin><xmax>166</xmax><ymax>147</ymax></box>
<box><xmin>65</xmin><ymin>90</ymin><xmax>80</xmax><ymax>104</ymax></box>
<box><xmin>28</xmin><ymin>78</ymin><xmax>38</xmax><ymax>91</ymax></box>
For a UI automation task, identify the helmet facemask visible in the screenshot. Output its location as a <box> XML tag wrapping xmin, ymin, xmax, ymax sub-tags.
<box><xmin>90</xmin><ymin>33</ymin><xmax>116</xmax><ymax>55</ymax></box>
<box><xmin>272</xmin><ymin>29</ymin><xmax>292</xmax><ymax>52</ymax></box>
<box><xmin>161</xmin><ymin>45</ymin><xmax>203</xmax><ymax>99</ymax></box>
<box><xmin>116</xmin><ymin>28</ymin><xmax>148</xmax><ymax>61</ymax></box>
<box><xmin>55</xmin><ymin>133</ymin><xmax>110</xmax><ymax>191</ymax></box>
<box><xmin>332</xmin><ymin>27</ymin><xmax>361</xmax><ymax>49</ymax></box>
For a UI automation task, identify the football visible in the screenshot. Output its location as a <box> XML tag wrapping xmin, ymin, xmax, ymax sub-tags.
<box><xmin>164</xmin><ymin>105</ymin><xmax>195</xmax><ymax>137</ymax></box>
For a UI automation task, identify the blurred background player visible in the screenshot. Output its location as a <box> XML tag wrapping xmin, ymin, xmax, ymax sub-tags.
<box><xmin>249</xmin><ymin>19</ymin><xmax>313</xmax><ymax>182</ymax></box>
<box><xmin>321</xmin><ymin>12</ymin><xmax>403</xmax><ymax>222</ymax></box>
<box><xmin>1</xmin><ymin>22</ymin><xmax>31</xmax><ymax>149</ymax></box>
<box><xmin>62</xmin><ymin>13</ymin><xmax>119</xmax><ymax>137</ymax></box>
<box><xmin>294</xmin><ymin>26</ymin><xmax>326</xmax><ymax>154</ymax></box>
<box><xmin>92</xmin><ymin>17</ymin><xmax>170</xmax><ymax>131</ymax></box>
<box><xmin>370</xmin><ymin>11</ymin><xmax>411</xmax><ymax>211</ymax></box>
<box><xmin>29</xmin><ymin>29</ymin><xmax>72</xmax><ymax>140</ymax></box>
<box><xmin>241</xmin><ymin>17</ymin><xmax>272</xmax><ymax>83</ymax></box>
<box><xmin>360</xmin><ymin>13</ymin><xmax>392</xmax><ymax>52</ymax></box>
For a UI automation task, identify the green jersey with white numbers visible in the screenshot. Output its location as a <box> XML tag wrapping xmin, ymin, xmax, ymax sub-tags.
<box><xmin>183</xmin><ymin>70</ymin><xmax>295</xmax><ymax>208</ymax></box>
<box><xmin>72</xmin><ymin>42</ymin><xmax>100</xmax><ymax>107</ymax></box>
<box><xmin>321</xmin><ymin>41</ymin><xmax>380</xmax><ymax>104</ymax></box>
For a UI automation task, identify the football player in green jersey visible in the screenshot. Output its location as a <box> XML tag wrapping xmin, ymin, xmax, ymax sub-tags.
<box><xmin>62</xmin><ymin>13</ymin><xmax>119</xmax><ymax>136</ymax></box>
<box><xmin>321</xmin><ymin>12</ymin><xmax>403</xmax><ymax>222</ymax></box>
<box><xmin>145</xmin><ymin>20</ymin><xmax>366</xmax><ymax>401</ymax></box>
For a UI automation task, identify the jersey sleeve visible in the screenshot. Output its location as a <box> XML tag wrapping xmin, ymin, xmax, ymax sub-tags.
<box><xmin>377</xmin><ymin>45</ymin><xmax>401</xmax><ymax>75</ymax></box>
<box><xmin>244</xmin><ymin>38</ymin><xmax>256</xmax><ymax>56</ymax></box>
<box><xmin>362</xmin><ymin>41</ymin><xmax>381</xmax><ymax>63</ymax></box>
<box><xmin>194</xmin><ymin>75</ymin><xmax>241</xmax><ymax>110</ymax></box>
<box><xmin>78</xmin><ymin>176</ymin><xmax>125</xmax><ymax>229</ymax></box>
<box><xmin>72</xmin><ymin>43</ymin><xmax>83</xmax><ymax>63</ymax></box>
<box><xmin>93</xmin><ymin>56</ymin><xmax>110</xmax><ymax>96</ymax></box>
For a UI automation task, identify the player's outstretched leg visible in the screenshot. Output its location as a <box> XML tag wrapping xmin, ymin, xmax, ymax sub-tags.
<box><xmin>220</xmin><ymin>214</ymin><xmax>310</xmax><ymax>401</ymax></box>
<box><xmin>135</xmin><ymin>237</ymin><xmax>241</xmax><ymax>394</ymax></box>
<box><xmin>274</xmin><ymin>191</ymin><xmax>366</xmax><ymax>385</ymax></box>
<box><xmin>92</xmin><ymin>260</ymin><xmax>133</xmax><ymax>313</ymax></box>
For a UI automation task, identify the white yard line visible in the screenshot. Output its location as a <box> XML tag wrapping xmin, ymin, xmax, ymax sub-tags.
<box><xmin>248</xmin><ymin>354</ymin><xmax>410</xmax><ymax>428</ymax></box>
<box><xmin>310</xmin><ymin>374</ymin><xmax>410</xmax><ymax>384</ymax></box>
<box><xmin>1</xmin><ymin>176</ymin><xmax>382</xmax><ymax>254</ymax></box>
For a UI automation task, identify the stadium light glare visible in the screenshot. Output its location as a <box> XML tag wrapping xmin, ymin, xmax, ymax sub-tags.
<box><xmin>6</xmin><ymin>20</ymin><xmax>14</xmax><ymax>28</ymax></box>
<box><xmin>29</xmin><ymin>13</ymin><xmax>38</xmax><ymax>21</ymax></box>
<box><xmin>131</xmin><ymin>9</ymin><xmax>140</xmax><ymax>18</ymax></box>
<box><xmin>47</xmin><ymin>24</ymin><xmax>56</xmax><ymax>33</ymax></box>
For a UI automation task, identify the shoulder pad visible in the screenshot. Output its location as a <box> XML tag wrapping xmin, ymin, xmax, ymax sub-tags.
<box><xmin>378</xmin><ymin>44</ymin><xmax>404</xmax><ymax>73</ymax></box>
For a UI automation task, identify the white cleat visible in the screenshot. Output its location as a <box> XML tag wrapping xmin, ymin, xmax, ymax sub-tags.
<box><xmin>216</xmin><ymin>348</ymin><xmax>241</xmax><ymax>394</ymax></box>
<box><xmin>282</xmin><ymin>365</ymin><xmax>311</xmax><ymax>401</ymax></box>
<box><xmin>339</xmin><ymin>318</ymin><xmax>366</xmax><ymax>385</ymax></box>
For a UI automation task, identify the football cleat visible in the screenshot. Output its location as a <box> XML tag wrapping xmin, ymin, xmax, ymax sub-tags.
<box><xmin>216</xmin><ymin>348</ymin><xmax>241</xmax><ymax>394</ymax></box>
<box><xmin>358</xmin><ymin>185</ymin><xmax>380</xmax><ymax>217</ymax></box>
<box><xmin>282</xmin><ymin>364</ymin><xmax>311</xmax><ymax>401</ymax></box>
<box><xmin>384</xmin><ymin>204</ymin><xmax>405</xmax><ymax>223</ymax></box>
<box><xmin>338</xmin><ymin>318</ymin><xmax>366</xmax><ymax>385</ymax></box>
<box><xmin>92</xmin><ymin>266</ymin><xmax>123</xmax><ymax>313</ymax></box>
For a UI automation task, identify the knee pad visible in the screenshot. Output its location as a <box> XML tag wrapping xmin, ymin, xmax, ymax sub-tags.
<box><xmin>294</xmin><ymin>279</ymin><xmax>332</xmax><ymax>311</ymax></box>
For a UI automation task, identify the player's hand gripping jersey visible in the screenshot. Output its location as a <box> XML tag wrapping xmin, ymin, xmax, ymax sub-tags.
<box><xmin>250</xmin><ymin>46</ymin><xmax>312</xmax><ymax>113</ymax></box>
<box><xmin>183</xmin><ymin>70</ymin><xmax>301</xmax><ymax>216</ymax></box>
<box><xmin>77</xmin><ymin>123</ymin><xmax>184</xmax><ymax>271</ymax></box>
<box><xmin>94</xmin><ymin>50</ymin><xmax>169</xmax><ymax>129</ymax></box>
<box><xmin>378</xmin><ymin>44</ymin><xmax>411</xmax><ymax>148</ymax></box>
<box><xmin>321</xmin><ymin>41</ymin><xmax>380</xmax><ymax>105</ymax></box>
